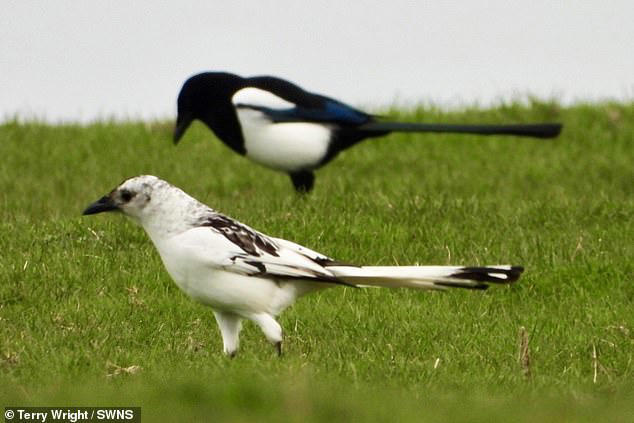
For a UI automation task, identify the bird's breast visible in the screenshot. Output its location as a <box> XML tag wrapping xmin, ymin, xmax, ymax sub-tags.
<box><xmin>153</xmin><ymin>238</ymin><xmax>291</xmax><ymax>314</ymax></box>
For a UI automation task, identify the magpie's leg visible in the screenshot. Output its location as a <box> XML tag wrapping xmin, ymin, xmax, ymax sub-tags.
<box><xmin>289</xmin><ymin>171</ymin><xmax>315</xmax><ymax>193</ymax></box>
<box><xmin>275</xmin><ymin>341</ymin><xmax>283</xmax><ymax>357</ymax></box>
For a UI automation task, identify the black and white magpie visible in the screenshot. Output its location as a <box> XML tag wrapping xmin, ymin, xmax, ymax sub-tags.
<box><xmin>174</xmin><ymin>72</ymin><xmax>563</xmax><ymax>192</ymax></box>
<box><xmin>84</xmin><ymin>175</ymin><xmax>523</xmax><ymax>356</ymax></box>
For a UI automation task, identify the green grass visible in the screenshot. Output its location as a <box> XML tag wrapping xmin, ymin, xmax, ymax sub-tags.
<box><xmin>1</xmin><ymin>100</ymin><xmax>633</xmax><ymax>422</ymax></box>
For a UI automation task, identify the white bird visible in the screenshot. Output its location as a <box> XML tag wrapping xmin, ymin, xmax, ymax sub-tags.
<box><xmin>83</xmin><ymin>175</ymin><xmax>523</xmax><ymax>356</ymax></box>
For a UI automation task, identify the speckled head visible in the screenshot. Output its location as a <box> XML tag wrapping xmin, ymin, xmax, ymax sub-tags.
<box><xmin>83</xmin><ymin>175</ymin><xmax>161</xmax><ymax>217</ymax></box>
<box><xmin>83</xmin><ymin>175</ymin><xmax>213</xmax><ymax>240</ymax></box>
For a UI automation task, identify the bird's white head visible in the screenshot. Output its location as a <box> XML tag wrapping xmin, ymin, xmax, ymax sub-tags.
<box><xmin>83</xmin><ymin>175</ymin><xmax>210</xmax><ymax>240</ymax></box>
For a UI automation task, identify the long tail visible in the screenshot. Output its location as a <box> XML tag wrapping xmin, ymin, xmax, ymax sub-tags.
<box><xmin>327</xmin><ymin>265</ymin><xmax>524</xmax><ymax>290</ymax></box>
<box><xmin>359</xmin><ymin>122</ymin><xmax>562</xmax><ymax>139</ymax></box>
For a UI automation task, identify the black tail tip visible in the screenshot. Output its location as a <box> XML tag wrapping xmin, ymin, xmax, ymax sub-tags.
<box><xmin>452</xmin><ymin>266</ymin><xmax>524</xmax><ymax>284</ymax></box>
<box><xmin>507</xmin><ymin>266</ymin><xmax>525</xmax><ymax>282</ymax></box>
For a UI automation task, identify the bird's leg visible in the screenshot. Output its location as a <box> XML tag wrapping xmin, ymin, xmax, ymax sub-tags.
<box><xmin>213</xmin><ymin>311</ymin><xmax>243</xmax><ymax>357</ymax></box>
<box><xmin>249</xmin><ymin>313</ymin><xmax>284</xmax><ymax>356</ymax></box>
<box><xmin>289</xmin><ymin>171</ymin><xmax>315</xmax><ymax>193</ymax></box>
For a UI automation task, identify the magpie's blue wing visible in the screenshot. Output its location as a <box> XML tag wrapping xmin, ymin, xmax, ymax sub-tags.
<box><xmin>239</xmin><ymin>76</ymin><xmax>372</xmax><ymax>126</ymax></box>
<box><xmin>238</xmin><ymin>100</ymin><xmax>370</xmax><ymax>125</ymax></box>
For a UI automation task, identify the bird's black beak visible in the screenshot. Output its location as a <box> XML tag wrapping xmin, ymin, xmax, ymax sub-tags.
<box><xmin>82</xmin><ymin>195</ymin><xmax>118</xmax><ymax>215</ymax></box>
<box><xmin>173</xmin><ymin>113</ymin><xmax>193</xmax><ymax>144</ymax></box>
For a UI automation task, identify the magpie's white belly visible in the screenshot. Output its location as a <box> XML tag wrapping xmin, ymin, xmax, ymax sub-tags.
<box><xmin>236</xmin><ymin>109</ymin><xmax>331</xmax><ymax>172</ymax></box>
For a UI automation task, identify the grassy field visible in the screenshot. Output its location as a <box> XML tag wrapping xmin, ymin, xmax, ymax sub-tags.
<box><xmin>1</xmin><ymin>100</ymin><xmax>632</xmax><ymax>422</ymax></box>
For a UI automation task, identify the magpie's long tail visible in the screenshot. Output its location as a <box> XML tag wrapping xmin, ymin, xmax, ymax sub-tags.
<box><xmin>327</xmin><ymin>265</ymin><xmax>523</xmax><ymax>290</ymax></box>
<box><xmin>360</xmin><ymin>121</ymin><xmax>562</xmax><ymax>139</ymax></box>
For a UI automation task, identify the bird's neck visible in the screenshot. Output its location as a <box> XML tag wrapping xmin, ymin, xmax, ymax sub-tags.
<box><xmin>139</xmin><ymin>212</ymin><xmax>192</xmax><ymax>243</ymax></box>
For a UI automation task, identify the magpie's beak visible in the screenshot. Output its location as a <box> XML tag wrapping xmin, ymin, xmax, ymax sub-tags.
<box><xmin>173</xmin><ymin>113</ymin><xmax>193</xmax><ymax>144</ymax></box>
<box><xmin>83</xmin><ymin>195</ymin><xmax>118</xmax><ymax>215</ymax></box>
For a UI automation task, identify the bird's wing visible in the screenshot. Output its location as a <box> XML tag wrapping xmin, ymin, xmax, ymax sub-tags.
<box><xmin>271</xmin><ymin>237</ymin><xmax>356</xmax><ymax>267</ymax></box>
<box><xmin>232</xmin><ymin>76</ymin><xmax>371</xmax><ymax>126</ymax></box>
<box><xmin>180</xmin><ymin>214</ymin><xmax>351</xmax><ymax>285</ymax></box>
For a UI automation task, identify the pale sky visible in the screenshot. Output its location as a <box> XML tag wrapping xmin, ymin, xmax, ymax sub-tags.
<box><xmin>2</xmin><ymin>1</ymin><xmax>633</xmax><ymax>122</ymax></box>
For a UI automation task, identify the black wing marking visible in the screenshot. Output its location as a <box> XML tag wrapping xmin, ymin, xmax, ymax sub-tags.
<box><xmin>270</xmin><ymin>238</ymin><xmax>360</xmax><ymax>268</ymax></box>
<box><xmin>233</xmin><ymin>255</ymin><xmax>355</xmax><ymax>287</ymax></box>
<box><xmin>197</xmin><ymin>214</ymin><xmax>279</xmax><ymax>257</ymax></box>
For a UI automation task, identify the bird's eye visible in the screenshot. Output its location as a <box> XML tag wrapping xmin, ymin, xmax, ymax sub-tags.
<box><xmin>120</xmin><ymin>190</ymin><xmax>134</xmax><ymax>202</ymax></box>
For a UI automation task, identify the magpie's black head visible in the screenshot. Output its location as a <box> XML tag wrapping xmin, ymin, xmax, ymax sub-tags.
<box><xmin>174</xmin><ymin>72</ymin><xmax>245</xmax><ymax>144</ymax></box>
